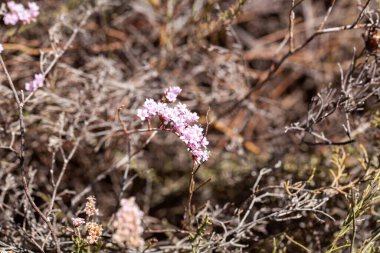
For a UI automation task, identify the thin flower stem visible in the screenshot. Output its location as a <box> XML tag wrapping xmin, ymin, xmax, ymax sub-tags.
<box><xmin>187</xmin><ymin>160</ymin><xmax>197</xmax><ymax>228</ymax></box>
<box><xmin>47</xmin><ymin>138</ymin><xmax>81</xmax><ymax>215</ymax></box>
<box><xmin>0</xmin><ymin>56</ymin><xmax>20</xmax><ymax>105</ymax></box>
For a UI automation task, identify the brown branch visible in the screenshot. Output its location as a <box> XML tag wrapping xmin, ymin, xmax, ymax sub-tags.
<box><xmin>289</xmin><ymin>0</ymin><xmax>296</xmax><ymax>52</ymax></box>
<box><xmin>350</xmin><ymin>0</ymin><xmax>371</xmax><ymax>29</ymax></box>
<box><xmin>47</xmin><ymin>138</ymin><xmax>81</xmax><ymax>215</ymax></box>
<box><xmin>318</xmin><ymin>0</ymin><xmax>336</xmax><ymax>30</ymax></box>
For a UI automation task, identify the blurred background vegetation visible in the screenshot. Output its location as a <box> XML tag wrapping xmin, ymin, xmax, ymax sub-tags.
<box><xmin>1</xmin><ymin>0</ymin><xmax>380</xmax><ymax>252</ymax></box>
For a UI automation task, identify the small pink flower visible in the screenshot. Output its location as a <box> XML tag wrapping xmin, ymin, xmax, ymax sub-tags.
<box><xmin>137</xmin><ymin>99</ymin><xmax>166</xmax><ymax>120</ymax></box>
<box><xmin>25</xmin><ymin>73</ymin><xmax>44</xmax><ymax>92</ymax></box>
<box><xmin>0</xmin><ymin>44</ymin><xmax>3</xmax><ymax>54</ymax></box>
<box><xmin>27</xmin><ymin>2</ymin><xmax>40</xmax><ymax>17</ymax></box>
<box><xmin>192</xmin><ymin>148</ymin><xmax>209</xmax><ymax>163</ymax></box>
<box><xmin>72</xmin><ymin>217</ymin><xmax>85</xmax><ymax>227</ymax></box>
<box><xmin>112</xmin><ymin>197</ymin><xmax>144</xmax><ymax>249</ymax></box>
<box><xmin>34</xmin><ymin>73</ymin><xmax>44</xmax><ymax>87</ymax></box>
<box><xmin>172</xmin><ymin>103</ymin><xmax>199</xmax><ymax>126</ymax></box>
<box><xmin>7</xmin><ymin>1</ymin><xmax>24</xmax><ymax>13</ymax></box>
<box><xmin>21</xmin><ymin>2</ymin><xmax>39</xmax><ymax>24</ymax></box>
<box><xmin>136</xmin><ymin>108</ymin><xmax>149</xmax><ymax>121</ymax></box>
<box><xmin>18</xmin><ymin>10</ymin><xmax>33</xmax><ymax>24</ymax></box>
<box><xmin>3</xmin><ymin>13</ymin><xmax>19</xmax><ymax>25</ymax></box>
<box><xmin>177</xmin><ymin>124</ymin><xmax>209</xmax><ymax>162</ymax></box>
<box><xmin>164</xmin><ymin>86</ymin><xmax>182</xmax><ymax>102</ymax></box>
<box><xmin>3</xmin><ymin>1</ymin><xmax>40</xmax><ymax>25</ymax></box>
<box><xmin>157</xmin><ymin>106</ymin><xmax>174</xmax><ymax>124</ymax></box>
<box><xmin>179</xmin><ymin>125</ymin><xmax>203</xmax><ymax>148</ymax></box>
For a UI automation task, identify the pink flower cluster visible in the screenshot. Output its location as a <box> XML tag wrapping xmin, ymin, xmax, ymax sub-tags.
<box><xmin>3</xmin><ymin>1</ymin><xmax>39</xmax><ymax>25</ymax></box>
<box><xmin>84</xmin><ymin>196</ymin><xmax>99</xmax><ymax>217</ymax></box>
<box><xmin>137</xmin><ymin>87</ymin><xmax>209</xmax><ymax>163</ymax></box>
<box><xmin>112</xmin><ymin>197</ymin><xmax>144</xmax><ymax>249</ymax></box>
<box><xmin>25</xmin><ymin>73</ymin><xmax>44</xmax><ymax>91</ymax></box>
<box><xmin>164</xmin><ymin>86</ymin><xmax>182</xmax><ymax>102</ymax></box>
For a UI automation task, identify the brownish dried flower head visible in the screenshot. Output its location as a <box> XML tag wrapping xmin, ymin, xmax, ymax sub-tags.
<box><xmin>86</xmin><ymin>222</ymin><xmax>103</xmax><ymax>245</ymax></box>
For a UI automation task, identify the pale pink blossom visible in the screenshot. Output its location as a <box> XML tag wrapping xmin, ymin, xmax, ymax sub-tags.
<box><xmin>25</xmin><ymin>73</ymin><xmax>44</xmax><ymax>92</ymax></box>
<box><xmin>72</xmin><ymin>217</ymin><xmax>85</xmax><ymax>227</ymax></box>
<box><xmin>164</xmin><ymin>86</ymin><xmax>182</xmax><ymax>102</ymax></box>
<box><xmin>179</xmin><ymin>125</ymin><xmax>207</xmax><ymax>149</ymax></box>
<box><xmin>136</xmin><ymin>108</ymin><xmax>149</xmax><ymax>121</ymax></box>
<box><xmin>16</xmin><ymin>8</ymin><xmax>31</xmax><ymax>24</ymax></box>
<box><xmin>7</xmin><ymin>1</ymin><xmax>24</xmax><ymax>13</ymax></box>
<box><xmin>157</xmin><ymin>105</ymin><xmax>174</xmax><ymax>124</ymax></box>
<box><xmin>84</xmin><ymin>196</ymin><xmax>99</xmax><ymax>217</ymax></box>
<box><xmin>170</xmin><ymin>103</ymin><xmax>199</xmax><ymax>128</ymax></box>
<box><xmin>112</xmin><ymin>197</ymin><xmax>144</xmax><ymax>249</ymax></box>
<box><xmin>3</xmin><ymin>1</ymin><xmax>40</xmax><ymax>25</ymax></box>
<box><xmin>137</xmin><ymin>99</ymin><xmax>164</xmax><ymax>121</ymax></box>
<box><xmin>136</xmin><ymin>88</ymin><xmax>209</xmax><ymax>163</ymax></box>
<box><xmin>178</xmin><ymin>124</ymin><xmax>209</xmax><ymax>163</ymax></box>
<box><xmin>3</xmin><ymin>13</ymin><xmax>18</xmax><ymax>25</ymax></box>
<box><xmin>0</xmin><ymin>44</ymin><xmax>3</xmax><ymax>54</ymax></box>
<box><xmin>192</xmin><ymin>148</ymin><xmax>209</xmax><ymax>163</ymax></box>
<box><xmin>27</xmin><ymin>2</ymin><xmax>40</xmax><ymax>19</ymax></box>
